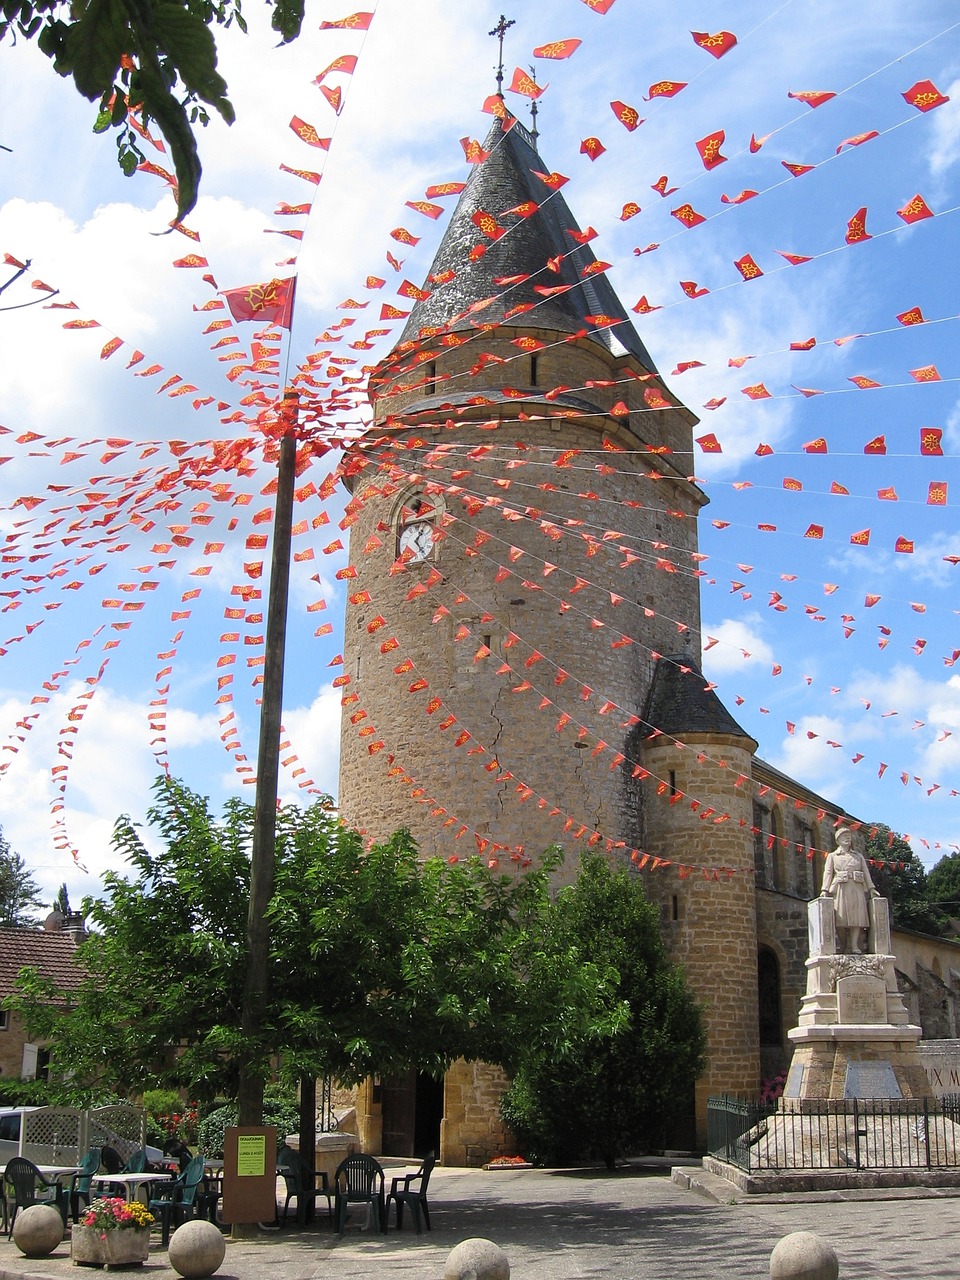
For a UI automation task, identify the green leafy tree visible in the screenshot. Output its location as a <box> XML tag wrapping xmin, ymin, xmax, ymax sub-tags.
<box><xmin>8</xmin><ymin>776</ymin><xmax>621</xmax><ymax>1105</ymax></box>
<box><xmin>1</xmin><ymin>0</ymin><xmax>307</xmax><ymax>218</ymax></box>
<box><xmin>501</xmin><ymin>854</ymin><xmax>706</xmax><ymax>1170</ymax></box>
<box><xmin>926</xmin><ymin>852</ymin><xmax>960</xmax><ymax>924</ymax></box>
<box><xmin>866</xmin><ymin>824</ymin><xmax>945</xmax><ymax>936</ymax></box>
<box><xmin>0</xmin><ymin>832</ymin><xmax>43</xmax><ymax>926</ymax></box>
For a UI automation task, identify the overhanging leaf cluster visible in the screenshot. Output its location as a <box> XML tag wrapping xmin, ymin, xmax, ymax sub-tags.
<box><xmin>1</xmin><ymin>0</ymin><xmax>309</xmax><ymax>216</ymax></box>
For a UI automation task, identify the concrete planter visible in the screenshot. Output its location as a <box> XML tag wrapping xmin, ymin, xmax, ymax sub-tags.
<box><xmin>71</xmin><ymin>1225</ymin><xmax>151</xmax><ymax>1268</ymax></box>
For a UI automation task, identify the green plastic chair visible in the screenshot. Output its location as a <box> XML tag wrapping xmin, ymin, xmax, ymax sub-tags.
<box><xmin>69</xmin><ymin>1148</ymin><xmax>102</xmax><ymax>1224</ymax></box>
<box><xmin>276</xmin><ymin>1144</ymin><xmax>331</xmax><ymax>1226</ymax></box>
<box><xmin>333</xmin><ymin>1154</ymin><xmax>385</xmax><ymax>1236</ymax></box>
<box><xmin>123</xmin><ymin>1149</ymin><xmax>148</xmax><ymax>1174</ymax></box>
<box><xmin>148</xmin><ymin>1154</ymin><xmax>206</xmax><ymax>1245</ymax></box>
<box><xmin>387</xmin><ymin>1151</ymin><xmax>435</xmax><ymax>1233</ymax></box>
<box><xmin>3</xmin><ymin>1157</ymin><xmax>68</xmax><ymax>1236</ymax></box>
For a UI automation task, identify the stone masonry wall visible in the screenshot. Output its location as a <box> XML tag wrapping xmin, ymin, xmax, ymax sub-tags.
<box><xmin>640</xmin><ymin>735</ymin><xmax>761</xmax><ymax>1144</ymax></box>
<box><xmin>756</xmin><ymin>887</ymin><xmax>809</xmax><ymax>1080</ymax></box>
<box><xmin>339</xmin><ymin>334</ymin><xmax>705</xmax><ymax>867</ymax></box>
<box><xmin>441</xmin><ymin>1058</ymin><xmax>514</xmax><ymax>1167</ymax></box>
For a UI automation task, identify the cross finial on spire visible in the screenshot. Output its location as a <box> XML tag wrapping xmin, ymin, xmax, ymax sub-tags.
<box><xmin>528</xmin><ymin>64</ymin><xmax>540</xmax><ymax>141</ymax></box>
<box><xmin>489</xmin><ymin>14</ymin><xmax>515</xmax><ymax>97</ymax></box>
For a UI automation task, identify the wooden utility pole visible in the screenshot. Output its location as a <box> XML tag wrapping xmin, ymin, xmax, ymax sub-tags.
<box><xmin>238</xmin><ymin>393</ymin><xmax>298</xmax><ymax>1133</ymax></box>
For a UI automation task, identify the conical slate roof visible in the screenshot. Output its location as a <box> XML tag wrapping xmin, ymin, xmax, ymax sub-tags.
<box><xmin>643</xmin><ymin>656</ymin><xmax>757</xmax><ymax>745</ymax></box>
<box><xmin>396</xmin><ymin>112</ymin><xmax>660</xmax><ymax>370</ymax></box>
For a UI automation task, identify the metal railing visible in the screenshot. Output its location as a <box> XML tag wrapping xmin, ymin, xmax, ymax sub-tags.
<box><xmin>708</xmin><ymin>1095</ymin><xmax>960</xmax><ymax>1173</ymax></box>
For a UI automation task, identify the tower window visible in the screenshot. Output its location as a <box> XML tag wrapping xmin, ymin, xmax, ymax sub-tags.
<box><xmin>530</xmin><ymin>354</ymin><xmax>539</xmax><ymax>386</ymax></box>
<box><xmin>671</xmin><ymin>894</ymin><xmax>679</xmax><ymax>922</ymax></box>
<box><xmin>425</xmin><ymin>361</ymin><xmax>437</xmax><ymax>397</ymax></box>
<box><xmin>669</xmin><ymin>769</ymin><xmax>678</xmax><ymax>796</ymax></box>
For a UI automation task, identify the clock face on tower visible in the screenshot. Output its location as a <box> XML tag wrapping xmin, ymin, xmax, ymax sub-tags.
<box><xmin>398</xmin><ymin>518</ymin><xmax>434</xmax><ymax>563</ymax></box>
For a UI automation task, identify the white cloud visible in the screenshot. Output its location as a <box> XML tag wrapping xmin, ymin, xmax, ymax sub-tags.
<box><xmin>277</xmin><ymin>683</ymin><xmax>342</xmax><ymax>803</ymax></box>
<box><xmin>927</xmin><ymin>78</ymin><xmax>960</xmax><ymax>181</ymax></box>
<box><xmin>770</xmin><ymin>713</ymin><xmax>852</xmax><ymax>792</ymax></box>
<box><xmin>701</xmin><ymin>612</ymin><xmax>774</xmax><ymax>674</ymax></box>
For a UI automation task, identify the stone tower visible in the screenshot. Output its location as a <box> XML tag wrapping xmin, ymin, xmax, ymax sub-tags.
<box><xmin>338</xmin><ymin>113</ymin><xmax>760</xmax><ymax>1154</ymax></box>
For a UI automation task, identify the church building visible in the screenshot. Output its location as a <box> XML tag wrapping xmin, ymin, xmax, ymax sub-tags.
<box><xmin>336</xmin><ymin>110</ymin><xmax>958</xmax><ymax>1163</ymax></box>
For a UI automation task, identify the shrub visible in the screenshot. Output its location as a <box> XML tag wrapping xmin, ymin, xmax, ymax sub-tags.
<box><xmin>197</xmin><ymin>1092</ymin><xmax>299</xmax><ymax>1158</ymax></box>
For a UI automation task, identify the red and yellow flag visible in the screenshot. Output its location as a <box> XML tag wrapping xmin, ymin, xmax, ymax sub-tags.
<box><xmin>691</xmin><ymin>30</ymin><xmax>737</xmax><ymax>58</ymax></box>
<box><xmin>319</xmin><ymin>12</ymin><xmax>373</xmax><ymax>30</ymax></box>
<box><xmin>222</xmin><ymin>278</ymin><xmax>296</xmax><ymax>328</ymax></box>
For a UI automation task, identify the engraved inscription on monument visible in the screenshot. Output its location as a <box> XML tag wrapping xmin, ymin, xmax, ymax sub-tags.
<box><xmin>783</xmin><ymin>1058</ymin><xmax>805</xmax><ymax>1100</ymax></box>
<box><xmin>844</xmin><ymin>1060</ymin><xmax>902</xmax><ymax>1101</ymax></box>
<box><xmin>837</xmin><ymin>974</ymin><xmax>887</xmax><ymax>1025</ymax></box>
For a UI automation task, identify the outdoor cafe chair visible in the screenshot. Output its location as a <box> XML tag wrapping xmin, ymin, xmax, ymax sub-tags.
<box><xmin>123</xmin><ymin>1148</ymin><xmax>149</xmax><ymax>1174</ymax></box>
<box><xmin>3</xmin><ymin>1157</ymin><xmax>68</xmax><ymax>1237</ymax></box>
<box><xmin>333</xmin><ymin>1153</ymin><xmax>386</xmax><ymax>1236</ymax></box>
<box><xmin>387</xmin><ymin>1151</ymin><xmax>435</xmax><ymax>1233</ymax></box>
<box><xmin>69</xmin><ymin>1148</ymin><xmax>102</xmax><ymax>1224</ymax></box>
<box><xmin>276</xmin><ymin>1144</ymin><xmax>332</xmax><ymax>1226</ymax></box>
<box><xmin>148</xmin><ymin>1154</ymin><xmax>206</xmax><ymax>1245</ymax></box>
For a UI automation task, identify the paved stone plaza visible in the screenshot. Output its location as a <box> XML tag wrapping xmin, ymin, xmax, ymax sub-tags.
<box><xmin>3</xmin><ymin>1161</ymin><xmax>960</xmax><ymax>1280</ymax></box>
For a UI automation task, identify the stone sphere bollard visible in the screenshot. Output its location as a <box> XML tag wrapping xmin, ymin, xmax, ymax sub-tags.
<box><xmin>12</xmin><ymin>1203</ymin><xmax>64</xmax><ymax>1257</ymax></box>
<box><xmin>770</xmin><ymin>1231</ymin><xmax>839</xmax><ymax>1280</ymax></box>
<box><xmin>444</xmin><ymin>1237</ymin><xmax>510</xmax><ymax>1280</ymax></box>
<box><xmin>168</xmin><ymin>1219</ymin><xmax>227</xmax><ymax>1278</ymax></box>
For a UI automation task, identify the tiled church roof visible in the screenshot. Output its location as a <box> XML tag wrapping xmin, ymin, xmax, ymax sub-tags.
<box><xmin>643</xmin><ymin>656</ymin><xmax>757</xmax><ymax>745</ymax></box>
<box><xmin>397</xmin><ymin>113</ymin><xmax>660</xmax><ymax>370</ymax></box>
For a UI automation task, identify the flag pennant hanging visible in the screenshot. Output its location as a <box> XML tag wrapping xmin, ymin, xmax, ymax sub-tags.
<box><xmin>789</xmin><ymin>89</ymin><xmax>836</xmax><ymax>108</ymax></box>
<box><xmin>898</xmin><ymin>193</ymin><xmax>934</xmax><ymax>224</ymax></box>
<box><xmin>903</xmin><ymin>80</ymin><xmax>949</xmax><ymax>112</ymax></box>
<box><xmin>845</xmin><ymin>208</ymin><xmax>870</xmax><ymax>243</ymax></box>
<box><xmin>691</xmin><ymin>30</ymin><xmax>737</xmax><ymax>58</ymax></box>
<box><xmin>319</xmin><ymin>12</ymin><xmax>373</xmax><ymax>29</ymax></box>
<box><xmin>222</xmin><ymin>278</ymin><xmax>296</xmax><ymax>327</ymax></box>
<box><xmin>508</xmin><ymin>68</ymin><xmax>546</xmax><ymax>98</ymax></box>
<box><xmin>314</xmin><ymin>54</ymin><xmax>358</xmax><ymax>82</ymax></box>
<box><xmin>289</xmin><ymin>117</ymin><xmax>331</xmax><ymax>149</ymax></box>
<box><xmin>610</xmin><ymin>101</ymin><xmax>643</xmax><ymax>130</ymax></box>
<box><xmin>672</xmin><ymin>203</ymin><xmax>705</xmax><ymax>228</ymax></box>
<box><xmin>533</xmin><ymin>39</ymin><xmax>581</xmax><ymax>59</ymax></box>
<box><xmin>695</xmin><ymin>130</ymin><xmax>727</xmax><ymax>169</ymax></box>
<box><xmin>646</xmin><ymin>81</ymin><xmax>686</xmax><ymax>100</ymax></box>
<box><xmin>735</xmin><ymin>254</ymin><xmax>762</xmax><ymax>280</ymax></box>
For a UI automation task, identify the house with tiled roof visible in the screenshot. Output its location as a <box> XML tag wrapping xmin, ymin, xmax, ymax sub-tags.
<box><xmin>0</xmin><ymin>914</ymin><xmax>85</xmax><ymax>1081</ymax></box>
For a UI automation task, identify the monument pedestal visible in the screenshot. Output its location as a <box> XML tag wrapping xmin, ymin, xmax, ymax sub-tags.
<box><xmin>784</xmin><ymin>894</ymin><xmax>928</xmax><ymax>1102</ymax></box>
<box><xmin>786</xmin><ymin>1024</ymin><xmax>929</xmax><ymax>1101</ymax></box>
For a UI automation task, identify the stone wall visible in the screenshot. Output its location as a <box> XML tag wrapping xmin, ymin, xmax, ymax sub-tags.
<box><xmin>755</xmin><ymin>888</ymin><xmax>811</xmax><ymax>1081</ymax></box>
<box><xmin>640</xmin><ymin>735</ymin><xmax>760</xmax><ymax>1144</ymax></box>
<box><xmin>340</xmin><ymin>333</ymin><xmax>705</xmax><ymax>868</ymax></box>
<box><xmin>893</xmin><ymin>929</ymin><xmax>960</xmax><ymax>1038</ymax></box>
<box><xmin>441</xmin><ymin>1059</ymin><xmax>514</xmax><ymax>1167</ymax></box>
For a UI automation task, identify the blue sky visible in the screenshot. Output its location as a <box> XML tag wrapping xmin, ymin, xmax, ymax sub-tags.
<box><xmin>1</xmin><ymin>0</ymin><xmax>959</xmax><ymax>904</ymax></box>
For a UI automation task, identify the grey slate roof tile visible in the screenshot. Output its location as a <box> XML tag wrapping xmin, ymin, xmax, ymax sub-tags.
<box><xmin>644</xmin><ymin>655</ymin><xmax>756</xmax><ymax>743</ymax></box>
<box><xmin>396</xmin><ymin>113</ymin><xmax>660</xmax><ymax>370</ymax></box>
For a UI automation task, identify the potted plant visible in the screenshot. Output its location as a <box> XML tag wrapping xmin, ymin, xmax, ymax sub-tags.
<box><xmin>71</xmin><ymin>1197</ymin><xmax>155</xmax><ymax>1268</ymax></box>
